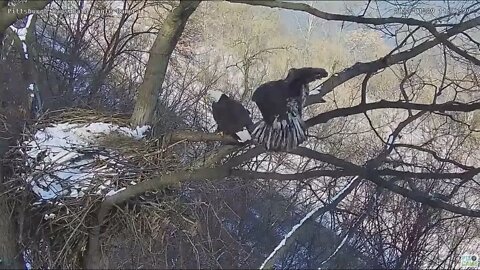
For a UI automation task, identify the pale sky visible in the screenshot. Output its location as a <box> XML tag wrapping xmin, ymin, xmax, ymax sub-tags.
<box><xmin>278</xmin><ymin>1</ymin><xmax>478</xmax><ymax>48</ymax></box>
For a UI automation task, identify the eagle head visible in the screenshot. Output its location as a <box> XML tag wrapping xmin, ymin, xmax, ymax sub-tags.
<box><xmin>286</xmin><ymin>67</ymin><xmax>329</xmax><ymax>84</ymax></box>
<box><xmin>206</xmin><ymin>90</ymin><xmax>225</xmax><ymax>103</ymax></box>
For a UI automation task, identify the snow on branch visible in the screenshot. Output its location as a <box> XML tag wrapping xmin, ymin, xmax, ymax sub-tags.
<box><xmin>259</xmin><ymin>176</ymin><xmax>362</xmax><ymax>269</ymax></box>
<box><xmin>318</xmin><ymin>187</ymin><xmax>383</xmax><ymax>268</ymax></box>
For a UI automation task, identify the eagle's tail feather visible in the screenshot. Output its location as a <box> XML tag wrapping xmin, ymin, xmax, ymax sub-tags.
<box><xmin>252</xmin><ymin>114</ymin><xmax>307</xmax><ymax>151</ymax></box>
<box><xmin>235</xmin><ymin>127</ymin><xmax>252</xmax><ymax>143</ymax></box>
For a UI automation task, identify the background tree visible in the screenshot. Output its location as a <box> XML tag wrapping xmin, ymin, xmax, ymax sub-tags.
<box><xmin>0</xmin><ymin>0</ymin><xmax>51</xmax><ymax>267</ymax></box>
<box><xmin>0</xmin><ymin>0</ymin><xmax>479</xmax><ymax>269</ymax></box>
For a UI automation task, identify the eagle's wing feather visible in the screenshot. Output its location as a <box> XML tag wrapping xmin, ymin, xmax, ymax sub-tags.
<box><xmin>252</xmin><ymin>80</ymin><xmax>289</xmax><ymax>124</ymax></box>
<box><xmin>212</xmin><ymin>102</ymin><xmax>223</xmax><ymax>132</ymax></box>
<box><xmin>229</xmin><ymin>99</ymin><xmax>254</xmax><ymax>128</ymax></box>
<box><xmin>251</xmin><ymin>67</ymin><xmax>328</xmax><ymax>151</ymax></box>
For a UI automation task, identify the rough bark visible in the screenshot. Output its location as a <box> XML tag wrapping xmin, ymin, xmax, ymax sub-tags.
<box><xmin>0</xmin><ymin>119</ymin><xmax>22</xmax><ymax>268</ymax></box>
<box><xmin>0</xmin><ymin>166</ymin><xmax>23</xmax><ymax>269</ymax></box>
<box><xmin>130</xmin><ymin>0</ymin><xmax>201</xmax><ymax>126</ymax></box>
<box><xmin>0</xmin><ymin>2</ymin><xmax>50</xmax><ymax>267</ymax></box>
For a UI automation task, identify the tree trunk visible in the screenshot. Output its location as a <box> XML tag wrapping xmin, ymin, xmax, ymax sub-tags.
<box><xmin>0</xmin><ymin>166</ymin><xmax>23</xmax><ymax>269</ymax></box>
<box><xmin>0</xmin><ymin>0</ymin><xmax>50</xmax><ymax>34</ymax></box>
<box><xmin>0</xmin><ymin>2</ymin><xmax>50</xmax><ymax>267</ymax></box>
<box><xmin>130</xmin><ymin>0</ymin><xmax>200</xmax><ymax>126</ymax></box>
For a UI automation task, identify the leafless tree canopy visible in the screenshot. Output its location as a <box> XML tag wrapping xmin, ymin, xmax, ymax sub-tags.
<box><xmin>0</xmin><ymin>0</ymin><xmax>479</xmax><ymax>269</ymax></box>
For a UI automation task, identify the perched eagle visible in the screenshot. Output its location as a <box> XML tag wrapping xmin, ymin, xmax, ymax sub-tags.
<box><xmin>251</xmin><ymin>67</ymin><xmax>328</xmax><ymax>151</ymax></box>
<box><xmin>206</xmin><ymin>90</ymin><xmax>253</xmax><ymax>143</ymax></box>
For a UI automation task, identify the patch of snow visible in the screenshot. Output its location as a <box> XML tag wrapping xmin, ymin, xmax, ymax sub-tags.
<box><xmin>44</xmin><ymin>213</ymin><xmax>56</xmax><ymax>220</ymax></box>
<box><xmin>105</xmin><ymin>187</ymin><xmax>126</xmax><ymax>197</ymax></box>
<box><xmin>259</xmin><ymin>176</ymin><xmax>360</xmax><ymax>269</ymax></box>
<box><xmin>319</xmin><ymin>232</ymin><xmax>350</xmax><ymax>266</ymax></box>
<box><xmin>23</xmin><ymin>43</ymin><xmax>29</xmax><ymax>59</ymax></box>
<box><xmin>23</xmin><ymin>249</ymin><xmax>32</xmax><ymax>270</ymax></box>
<box><xmin>309</xmin><ymin>89</ymin><xmax>320</xmax><ymax>95</ymax></box>
<box><xmin>24</xmin><ymin>122</ymin><xmax>150</xmax><ymax>201</ymax></box>
<box><xmin>386</xmin><ymin>133</ymin><xmax>396</xmax><ymax>149</ymax></box>
<box><xmin>24</xmin><ymin>14</ymin><xmax>34</xmax><ymax>38</ymax></box>
<box><xmin>9</xmin><ymin>14</ymin><xmax>34</xmax><ymax>59</ymax></box>
<box><xmin>10</xmin><ymin>26</ymin><xmax>28</xmax><ymax>41</ymax></box>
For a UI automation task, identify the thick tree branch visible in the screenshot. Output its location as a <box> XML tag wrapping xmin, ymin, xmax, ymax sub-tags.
<box><xmin>130</xmin><ymin>0</ymin><xmax>201</xmax><ymax>125</ymax></box>
<box><xmin>259</xmin><ymin>176</ymin><xmax>363</xmax><ymax>269</ymax></box>
<box><xmin>165</xmin><ymin>130</ymin><xmax>240</xmax><ymax>144</ymax></box>
<box><xmin>0</xmin><ymin>0</ymin><xmax>51</xmax><ymax>33</ymax></box>
<box><xmin>101</xmin><ymin>168</ymin><xmax>230</xmax><ymax>218</ymax></box>
<box><xmin>104</xmin><ymin>147</ymin><xmax>264</xmax><ymax>209</ymax></box>
<box><xmin>394</xmin><ymin>143</ymin><xmax>476</xmax><ymax>171</ymax></box>
<box><xmin>291</xmin><ymin>147</ymin><xmax>480</xmax><ymax>217</ymax></box>
<box><xmin>227</xmin><ymin>0</ymin><xmax>458</xmax><ymax>29</ymax></box>
<box><xmin>306</xmin><ymin>16</ymin><xmax>480</xmax><ymax>105</ymax></box>
<box><xmin>227</xmin><ymin>1</ymin><xmax>480</xmax><ymax>103</ymax></box>
<box><xmin>85</xmin><ymin>145</ymin><xmax>264</xmax><ymax>268</ymax></box>
<box><xmin>379</xmin><ymin>168</ymin><xmax>480</xmax><ymax>180</ymax></box>
<box><xmin>306</xmin><ymin>100</ymin><xmax>480</xmax><ymax>127</ymax></box>
<box><xmin>233</xmin><ymin>167</ymin><xmax>479</xmax><ymax>182</ymax></box>
<box><xmin>233</xmin><ymin>169</ymin><xmax>354</xmax><ymax>180</ymax></box>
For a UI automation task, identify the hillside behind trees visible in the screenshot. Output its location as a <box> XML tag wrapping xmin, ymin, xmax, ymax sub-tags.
<box><xmin>0</xmin><ymin>0</ymin><xmax>479</xmax><ymax>269</ymax></box>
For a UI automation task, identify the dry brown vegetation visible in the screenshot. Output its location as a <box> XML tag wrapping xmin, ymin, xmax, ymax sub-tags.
<box><xmin>0</xmin><ymin>0</ymin><xmax>479</xmax><ymax>269</ymax></box>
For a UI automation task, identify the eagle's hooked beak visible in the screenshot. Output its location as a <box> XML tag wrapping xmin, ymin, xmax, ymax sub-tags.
<box><xmin>286</xmin><ymin>67</ymin><xmax>329</xmax><ymax>84</ymax></box>
<box><xmin>314</xmin><ymin>68</ymin><xmax>328</xmax><ymax>79</ymax></box>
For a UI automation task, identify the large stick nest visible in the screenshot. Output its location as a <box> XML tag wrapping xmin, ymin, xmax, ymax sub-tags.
<box><xmin>3</xmin><ymin>108</ymin><xmax>194</xmax><ymax>268</ymax></box>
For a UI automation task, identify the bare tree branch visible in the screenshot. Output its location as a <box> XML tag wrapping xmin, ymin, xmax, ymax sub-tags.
<box><xmin>227</xmin><ymin>0</ymin><xmax>469</xmax><ymax>29</ymax></box>
<box><xmin>233</xmin><ymin>167</ymin><xmax>479</xmax><ymax>182</ymax></box>
<box><xmin>306</xmin><ymin>16</ymin><xmax>480</xmax><ymax>105</ymax></box>
<box><xmin>394</xmin><ymin>143</ymin><xmax>476</xmax><ymax>171</ymax></box>
<box><xmin>232</xmin><ymin>169</ymin><xmax>354</xmax><ymax>180</ymax></box>
<box><xmin>259</xmin><ymin>176</ymin><xmax>362</xmax><ymax>269</ymax></box>
<box><xmin>226</xmin><ymin>1</ymin><xmax>480</xmax><ymax>97</ymax></box>
<box><xmin>130</xmin><ymin>0</ymin><xmax>201</xmax><ymax>125</ymax></box>
<box><xmin>85</xmin><ymin>145</ymin><xmax>264</xmax><ymax>268</ymax></box>
<box><xmin>306</xmin><ymin>100</ymin><xmax>480</xmax><ymax>127</ymax></box>
<box><xmin>165</xmin><ymin>130</ymin><xmax>239</xmax><ymax>144</ymax></box>
<box><xmin>291</xmin><ymin>147</ymin><xmax>480</xmax><ymax>217</ymax></box>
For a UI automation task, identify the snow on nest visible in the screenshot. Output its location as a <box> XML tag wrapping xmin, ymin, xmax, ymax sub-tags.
<box><xmin>24</xmin><ymin>122</ymin><xmax>150</xmax><ymax>201</ymax></box>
